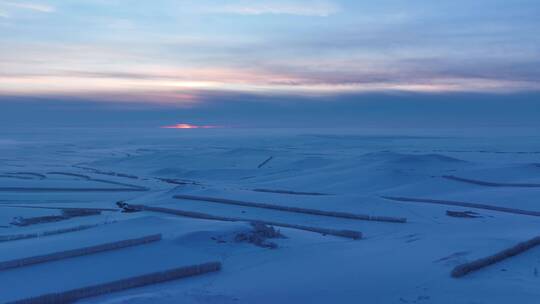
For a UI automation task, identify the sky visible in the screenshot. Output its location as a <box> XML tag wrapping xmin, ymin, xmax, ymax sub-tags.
<box><xmin>0</xmin><ymin>0</ymin><xmax>539</xmax><ymax>128</ymax></box>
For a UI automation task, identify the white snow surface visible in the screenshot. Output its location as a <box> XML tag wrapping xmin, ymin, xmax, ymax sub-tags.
<box><xmin>1</xmin><ymin>128</ymin><xmax>540</xmax><ymax>303</ymax></box>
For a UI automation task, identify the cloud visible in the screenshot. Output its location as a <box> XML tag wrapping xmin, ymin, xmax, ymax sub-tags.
<box><xmin>2</xmin><ymin>1</ymin><xmax>55</xmax><ymax>13</ymax></box>
<box><xmin>1</xmin><ymin>35</ymin><xmax>539</xmax><ymax>103</ymax></box>
<box><xmin>200</xmin><ymin>0</ymin><xmax>339</xmax><ymax>16</ymax></box>
<box><xmin>0</xmin><ymin>0</ymin><xmax>538</xmax><ymax>103</ymax></box>
<box><xmin>1</xmin><ymin>69</ymin><xmax>538</xmax><ymax>106</ymax></box>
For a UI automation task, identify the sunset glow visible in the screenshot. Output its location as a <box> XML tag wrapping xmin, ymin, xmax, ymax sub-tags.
<box><xmin>161</xmin><ymin>123</ymin><xmax>219</xmax><ymax>129</ymax></box>
<box><xmin>1</xmin><ymin>0</ymin><xmax>539</xmax><ymax>104</ymax></box>
<box><xmin>0</xmin><ymin>0</ymin><xmax>539</xmax><ymax>131</ymax></box>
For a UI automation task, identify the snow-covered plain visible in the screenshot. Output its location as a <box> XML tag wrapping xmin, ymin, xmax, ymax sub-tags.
<box><xmin>1</xmin><ymin>128</ymin><xmax>540</xmax><ymax>303</ymax></box>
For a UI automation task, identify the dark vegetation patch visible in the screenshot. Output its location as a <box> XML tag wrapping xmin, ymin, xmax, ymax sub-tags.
<box><xmin>0</xmin><ymin>187</ymin><xmax>147</xmax><ymax>192</ymax></box>
<box><xmin>452</xmin><ymin>236</ymin><xmax>540</xmax><ymax>278</ymax></box>
<box><xmin>446</xmin><ymin>210</ymin><xmax>482</xmax><ymax>218</ymax></box>
<box><xmin>47</xmin><ymin>172</ymin><xmax>90</xmax><ymax>179</ymax></box>
<box><xmin>257</xmin><ymin>156</ymin><xmax>274</xmax><ymax>168</ymax></box>
<box><xmin>10</xmin><ymin>209</ymin><xmax>101</xmax><ymax>226</ymax></box>
<box><xmin>117</xmin><ymin>201</ymin><xmax>142</xmax><ymax>213</ymax></box>
<box><xmin>7</xmin><ymin>172</ymin><xmax>46</xmax><ymax>179</ymax></box>
<box><xmin>234</xmin><ymin>222</ymin><xmax>285</xmax><ymax>249</ymax></box>
<box><xmin>8</xmin><ymin>262</ymin><xmax>221</xmax><ymax>304</ymax></box>
<box><xmin>73</xmin><ymin>165</ymin><xmax>138</xmax><ymax>179</ymax></box>
<box><xmin>443</xmin><ymin>175</ymin><xmax>540</xmax><ymax>188</ymax></box>
<box><xmin>174</xmin><ymin>194</ymin><xmax>406</xmax><ymax>223</ymax></box>
<box><xmin>252</xmin><ymin>188</ymin><xmax>330</xmax><ymax>196</ymax></box>
<box><xmin>155</xmin><ymin>178</ymin><xmax>202</xmax><ymax>186</ymax></box>
<box><xmin>120</xmin><ymin>203</ymin><xmax>362</xmax><ymax>239</ymax></box>
<box><xmin>434</xmin><ymin>251</ymin><xmax>470</xmax><ymax>265</ymax></box>
<box><xmin>0</xmin><ymin>234</ymin><xmax>162</xmax><ymax>271</ymax></box>
<box><xmin>382</xmin><ymin>196</ymin><xmax>540</xmax><ymax>217</ymax></box>
<box><xmin>0</xmin><ymin>174</ymin><xmax>34</xmax><ymax>180</ymax></box>
<box><xmin>0</xmin><ymin>224</ymin><xmax>102</xmax><ymax>242</ymax></box>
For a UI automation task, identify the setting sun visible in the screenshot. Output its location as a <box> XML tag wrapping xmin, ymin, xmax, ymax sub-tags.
<box><xmin>161</xmin><ymin>123</ymin><xmax>219</xmax><ymax>129</ymax></box>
